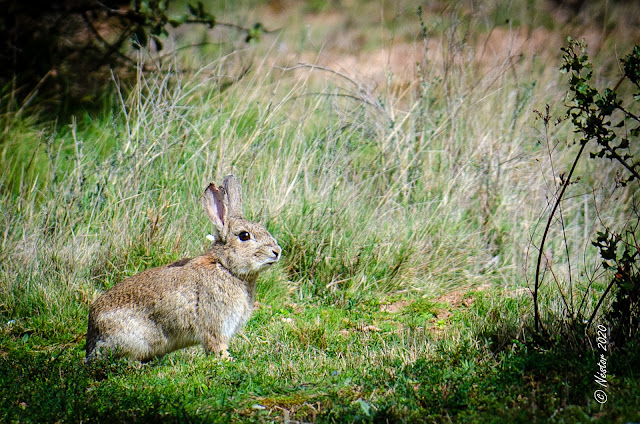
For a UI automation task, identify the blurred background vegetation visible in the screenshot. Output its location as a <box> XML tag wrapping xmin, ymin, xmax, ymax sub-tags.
<box><xmin>1</xmin><ymin>0</ymin><xmax>639</xmax><ymax>422</ymax></box>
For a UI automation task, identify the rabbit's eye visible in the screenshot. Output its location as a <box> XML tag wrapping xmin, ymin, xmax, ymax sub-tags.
<box><xmin>238</xmin><ymin>231</ymin><xmax>251</xmax><ymax>241</ymax></box>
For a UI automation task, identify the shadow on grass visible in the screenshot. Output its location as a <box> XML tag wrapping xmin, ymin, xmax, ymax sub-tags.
<box><xmin>379</xmin><ymin>338</ymin><xmax>640</xmax><ymax>423</ymax></box>
<box><xmin>2</xmin><ymin>326</ymin><xmax>639</xmax><ymax>423</ymax></box>
<box><xmin>0</xmin><ymin>347</ymin><xmax>228</xmax><ymax>423</ymax></box>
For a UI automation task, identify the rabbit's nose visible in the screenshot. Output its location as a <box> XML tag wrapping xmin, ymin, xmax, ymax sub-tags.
<box><xmin>272</xmin><ymin>246</ymin><xmax>281</xmax><ymax>260</ymax></box>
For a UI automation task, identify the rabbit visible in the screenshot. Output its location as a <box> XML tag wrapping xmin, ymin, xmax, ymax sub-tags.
<box><xmin>85</xmin><ymin>175</ymin><xmax>281</xmax><ymax>362</ymax></box>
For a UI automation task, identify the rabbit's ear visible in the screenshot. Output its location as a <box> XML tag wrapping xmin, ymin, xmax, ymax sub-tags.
<box><xmin>223</xmin><ymin>174</ymin><xmax>243</xmax><ymax>217</ymax></box>
<box><xmin>202</xmin><ymin>182</ymin><xmax>228</xmax><ymax>241</ymax></box>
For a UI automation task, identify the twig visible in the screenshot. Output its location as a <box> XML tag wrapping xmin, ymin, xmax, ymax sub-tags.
<box><xmin>534</xmin><ymin>140</ymin><xmax>589</xmax><ymax>334</ymax></box>
<box><xmin>81</xmin><ymin>11</ymin><xmax>138</xmax><ymax>68</ymax></box>
<box><xmin>586</xmin><ymin>279</ymin><xmax>616</xmax><ymax>329</ymax></box>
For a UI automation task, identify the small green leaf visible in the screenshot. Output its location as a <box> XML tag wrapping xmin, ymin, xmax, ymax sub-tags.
<box><xmin>356</xmin><ymin>399</ymin><xmax>372</xmax><ymax>416</ymax></box>
<box><xmin>246</xmin><ymin>22</ymin><xmax>265</xmax><ymax>43</ymax></box>
<box><xmin>152</xmin><ymin>35</ymin><xmax>163</xmax><ymax>51</ymax></box>
<box><xmin>134</xmin><ymin>26</ymin><xmax>149</xmax><ymax>47</ymax></box>
<box><xmin>169</xmin><ymin>14</ymin><xmax>187</xmax><ymax>27</ymax></box>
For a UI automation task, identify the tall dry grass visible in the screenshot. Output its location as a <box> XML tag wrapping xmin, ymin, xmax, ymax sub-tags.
<box><xmin>1</xmin><ymin>0</ymin><xmax>637</xmax><ymax>336</ymax></box>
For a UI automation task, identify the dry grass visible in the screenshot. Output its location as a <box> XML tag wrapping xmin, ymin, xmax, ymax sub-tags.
<box><xmin>1</xmin><ymin>0</ymin><xmax>639</xmax><ymax>421</ymax></box>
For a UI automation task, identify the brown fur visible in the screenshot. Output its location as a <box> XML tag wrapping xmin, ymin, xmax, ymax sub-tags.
<box><xmin>86</xmin><ymin>175</ymin><xmax>281</xmax><ymax>362</ymax></box>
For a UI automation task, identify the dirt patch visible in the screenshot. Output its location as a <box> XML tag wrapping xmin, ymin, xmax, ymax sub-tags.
<box><xmin>255</xmin><ymin>1</ymin><xmax>639</xmax><ymax>99</ymax></box>
<box><xmin>380</xmin><ymin>299</ymin><xmax>412</xmax><ymax>313</ymax></box>
<box><xmin>434</xmin><ymin>290</ymin><xmax>475</xmax><ymax>309</ymax></box>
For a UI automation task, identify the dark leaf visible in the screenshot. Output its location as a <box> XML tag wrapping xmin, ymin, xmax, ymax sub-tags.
<box><xmin>151</xmin><ymin>35</ymin><xmax>163</xmax><ymax>51</ymax></box>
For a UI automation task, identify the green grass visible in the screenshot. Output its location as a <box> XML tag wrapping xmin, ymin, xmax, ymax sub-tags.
<box><xmin>2</xmin><ymin>289</ymin><xmax>639</xmax><ymax>422</ymax></box>
<box><xmin>1</xmin><ymin>0</ymin><xmax>640</xmax><ymax>421</ymax></box>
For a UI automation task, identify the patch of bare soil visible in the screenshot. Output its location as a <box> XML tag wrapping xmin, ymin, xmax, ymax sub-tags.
<box><xmin>380</xmin><ymin>299</ymin><xmax>412</xmax><ymax>314</ymax></box>
<box><xmin>252</xmin><ymin>1</ymin><xmax>639</xmax><ymax>97</ymax></box>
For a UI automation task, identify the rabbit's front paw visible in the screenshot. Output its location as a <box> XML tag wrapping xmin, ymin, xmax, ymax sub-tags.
<box><xmin>204</xmin><ymin>337</ymin><xmax>233</xmax><ymax>360</ymax></box>
<box><xmin>219</xmin><ymin>349</ymin><xmax>234</xmax><ymax>361</ymax></box>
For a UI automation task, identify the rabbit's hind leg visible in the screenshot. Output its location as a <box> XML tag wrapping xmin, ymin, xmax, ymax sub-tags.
<box><xmin>95</xmin><ymin>310</ymin><xmax>169</xmax><ymax>361</ymax></box>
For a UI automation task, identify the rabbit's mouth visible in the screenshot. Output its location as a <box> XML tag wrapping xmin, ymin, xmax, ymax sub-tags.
<box><xmin>254</xmin><ymin>248</ymin><xmax>281</xmax><ymax>269</ymax></box>
<box><xmin>264</xmin><ymin>246</ymin><xmax>281</xmax><ymax>264</ymax></box>
<box><xmin>260</xmin><ymin>253</ymin><xmax>280</xmax><ymax>267</ymax></box>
